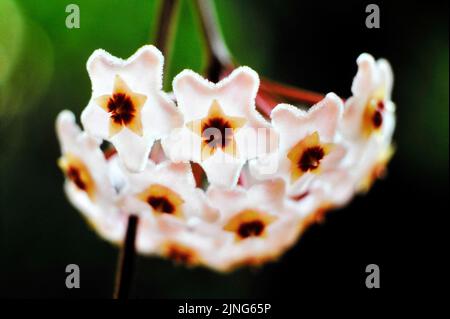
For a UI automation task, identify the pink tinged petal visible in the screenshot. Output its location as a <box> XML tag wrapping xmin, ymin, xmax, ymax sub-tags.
<box><xmin>307</xmin><ymin>93</ymin><xmax>344</xmax><ymax>141</ymax></box>
<box><xmin>173</xmin><ymin>70</ymin><xmax>216</xmax><ymax>121</ymax></box>
<box><xmin>80</xmin><ymin>100</ymin><xmax>110</xmax><ymax>139</ymax></box>
<box><xmin>190</xmin><ymin>188</ymin><xmax>220</xmax><ymax>222</ymax></box>
<box><xmin>235</xmin><ymin>122</ymin><xmax>279</xmax><ymax>160</ymax></box>
<box><xmin>173</xmin><ymin>66</ymin><xmax>260</xmax><ymax>121</ymax></box>
<box><xmin>266</xmin><ymin>213</ymin><xmax>303</xmax><ymax>249</ymax></box>
<box><xmin>158</xmin><ymin>161</ymin><xmax>197</xmax><ymax>186</ymax></box>
<box><xmin>377</xmin><ymin>58</ymin><xmax>394</xmax><ymax>99</ymax></box>
<box><xmin>219</xmin><ymin>67</ymin><xmax>276</xmax><ymax>159</ymax></box>
<box><xmin>207</xmin><ymin>185</ymin><xmax>248</xmax><ymax>219</ymax></box>
<box><xmin>141</xmin><ymin>93</ymin><xmax>183</xmax><ymax>138</ymax></box>
<box><xmin>342</xmin><ymin>96</ymin><xmax>366</xmax><ymax>137</ymax></box>
<box><xmin>288</xmin><ymin>188</ymin><xmax>325</xmax><ymax>218</ymax></box>
<box><xmin>325</xmin><ymin>171</ymin><xmax>355</xmax><ymax>206</ymax></box>
<box><xmin>351</xmin><ymin>53</ymin><xmax>377</xmax><ymax>98</ymax></box>
<box><xmin>64</xmin><ymin>182</ymin><xmax>126</xmax><ymax>244</ymax></box>
<box><xmin>161</xmin><ymin>127</ymin><xmax>203</xmax><ymax>163</ymax></box>
<box><xmin>217</xmin><ymin>66</ymin><xmax>260</xmax><ymax>118</ymax></box>
<box><xmin>134</xmin><ymin>212</ymin><xmax>168</xmax><ymax>254</ymax></box>
<box><xmin>106</xmin><ymin>154</ymin><xmax>127</xmax><ymax>194</ymax></box>
<box><xmin>173</xmin><ymin>66</ymin><xmax>271</xmax><ymax>142</ymax></box>
<box><xmin>110</xmin><ymin>129</ymin><xmax>155</xmax><ymax>172</ymax></box>
<box><xmin>149</xmin><ymin>141</ymin><xmax>167</xmax><ymax>164</ymax></box>
<box><xmin>309</xmin><ymin>170</ymin><xmax>354</xmax><ymax>207</ymax></box>
<box><xmin>345</xmin><ymin>137</ymin><xmax>380</xmax><ymax>187</ymax></box>
<box><xmin>136</xmin><ymin>226</ymin><xmax>164</xmax><ymax>254</ymax></box>
<box><xmin>382</xmin><ymin>108</ymin><xmax>396</xmax><ymax>141</ymax></box>
<box><xmin>56</xmin><ymin>110</ymin><xmax>82</xmax><ymax>150</ymax></box>
<box><xmin>271</xmin><ymin>92</ymin><xmax>343</xmax><ymax>150</ymax></box>
<box><xmin>318</xmin><ymin>143</ymin><xmax>347</xmax><ymax>172</ymax></box>
<box><xmin>86</xmin><ymin>45</ymin><xmax>164</xmax><ymax>96</ymax></box>
<box><xmin>56</xmin><ymin>110</ymin><xmax>115</xmax><ymax>199</ymax></box>
<box><xmin>247</xmin><ymin>152</ymin><xmax>284</xmax><ymax>181</ymax></box>
<box><xmin>201</xmin><ymin>150</ymin><xmax>245</xmax><ymax>187</ymax></box>
<box><xmin>270</xmin><ymin>104</ymin><xmax>311</xmax><ymax>149</ymax></box>
<box><xmin>247</xmin><ymin>178</ymin><xmax>286</xmax><ymax>212</ymax></box>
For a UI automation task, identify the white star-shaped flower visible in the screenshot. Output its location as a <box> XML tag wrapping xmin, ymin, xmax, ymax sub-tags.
<box><xmin>119</xmin><ymin>160</ymin><xmax>218</xmax><ymax>224</ymax></box>
<box><xmin>162</xmin><ymin>66</ymin><xmax>277</xmax><ymax>188</ymax></box>
<box><xmin>342</xmin><ymin>53</ymin><xmax>395</xmax><ymax>141</ymax></box>
<box><xmin>115</xmin><ymin>159</ymin><xmax>222</xmax><ymax>256</ymax></box>
<box><xmin>56</xmin><ymin>110</ymin><xmax>127</xmax><ymax>243</ymax></box>
<box><xmin>81</xmin><ymin>45</ymin><xmax>183</xmax><ymax>173</ymax></box>
<box><xmin>249</xmin><ymin>93</ymin><xmax>345</xmax><ymax>195</ymax></box>
<box><xmin>287</xmin><ymin>169</ymin><xmax>355</xmax><ymax>226</ymax></box>
<box><xmin>205</xmin><ymin>179</ymin><xmax>304</xmax><ymax>271</ymax></box>
<box><xmin>340</xmin><ymin>53</ymin><xmax>396</xmax><ymax>191</ymax></box>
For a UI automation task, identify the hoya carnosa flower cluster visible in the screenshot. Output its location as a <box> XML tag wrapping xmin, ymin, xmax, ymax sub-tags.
<box><xmin>56</xmin><ymin>45</ymin><xmax>395</xmax><ymax>272</ymax></box>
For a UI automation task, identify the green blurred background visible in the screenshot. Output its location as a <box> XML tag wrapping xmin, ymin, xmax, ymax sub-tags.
<box><xmin>0</xmin><ymin>0</ymin><xmax>448</xmax><ymax>298</ymax></box>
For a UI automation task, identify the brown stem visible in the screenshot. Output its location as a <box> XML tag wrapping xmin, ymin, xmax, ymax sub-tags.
<box><xmin>113</xmin><ymin>215</ymin><xmax>139</xmax><ymax>299</ymax></box>
<box><xmin>255</xmin><ymin>78</ymin><xmax>326</xmax><ymax>117</ymax></box>
<box><xmin>255</xmin><ymin>90</ymin><xmax>279</xmax><ymax>118</ymax></box>
<box><xmin>155</xmin><ymin>0</ymin><xmax>179</xmax><ymax>56</ymax></box>
<box><xmin>191</xmin><ymin>0</ymin><xmax>326</xmax><ymax>118</ymax></box>
<box><xmin>194</xmin><ymin>0</ymin><xmax>234</xmax><ymax>82</ymax></box>
<box><xmin>260</xmin><ymin>78</ymin><xmax>325</xmax><ymax>106</ymax></box>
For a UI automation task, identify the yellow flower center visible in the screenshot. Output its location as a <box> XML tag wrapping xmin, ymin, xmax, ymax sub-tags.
<box><xmin>362</xmin><ymin>88</ymin><xmax>386</xmax><ymax>137</ymax></box>
<box><xmin>58</xmin><ymin>153</ymin><xmax>95</xmax><ymax>200</ymax></box>
<box><xmin>186</xmin><ymin>100</ymin><xmax>246</xmax><ymax>159</ymax></box>
<box><xmin>162</xmin><ymin>242</ymin><xmax>199</xmax><ymax>266</ymax></box>
<box><xmin>287</xmin><ymin>131</ymin><xmax>333</xmax><ymax>183</ymax></box>
<box><xmin>137</xmin><ymin>184</ymin><xmax>184</xmax><ymax>218</ymax></box>
<box><xmin>224</xmin><ymin>209</ymin><xmax>276</xmax><ymax>241</ymax></box>
<box><xmin>95</xmin><ymin>75</ymin><xmax>147</xmax><ymax>137</ymax></box>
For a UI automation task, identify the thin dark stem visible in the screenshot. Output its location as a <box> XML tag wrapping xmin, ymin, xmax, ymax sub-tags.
<box><xmin>194</xmin><ymin>0</ymin><xmax>234</xmax><ymax>82</ymax></box>
<box><xmin>113</xmin><ymin>215</ymin><xmax>139</xmax><ymax>299</ymax></box>
<box><xmin>155</xmin><ymin>0</ymin><xmax>179</xmax><ymax>56</ymax></box>
<box><xmin>260</xmin><ymin>78</ymin><xmax>325</xmax><ymax>106</ymax></box>
<box><xmin>255</xmin><ymin>90</ymin><xmax>279</xmax><ymax>118</ymax></box>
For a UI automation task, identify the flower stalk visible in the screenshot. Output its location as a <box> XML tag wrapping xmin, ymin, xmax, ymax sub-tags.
<box><xmin>194</xmin><ymin>0</ymin><xmax>234</xmax><ymax>82</ymax></box>
<box><xmin>113</xmin><ymin>214</ymin><xmax>139</xmax><ymax>299</ymax></box>
<box><xmin>192</xmin><ymin>0</ymin><xmax>325</xmax><ymax>115</ymax></box>
<box><xmin>154</xmin><ymin>0</ymin><xmax>179</xmax><ymax>56</ymax></box>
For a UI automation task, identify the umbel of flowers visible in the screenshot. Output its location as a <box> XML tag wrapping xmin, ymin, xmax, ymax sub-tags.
<box><xmin>56</xmin><ymin>45</ymin><xmax>395</xmax><ymax>272</ymax></box>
